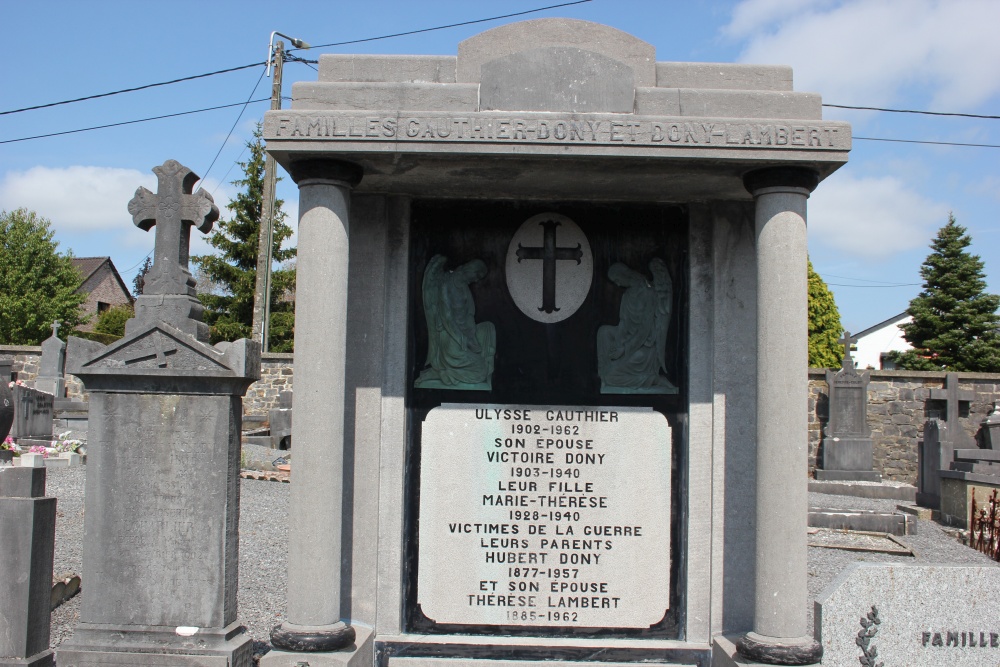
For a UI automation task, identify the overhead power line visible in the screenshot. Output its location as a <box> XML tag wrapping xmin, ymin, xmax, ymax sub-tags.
<box><xmin>0</xmin><ymin>1</ymin><xmax>590</xmax><ymax>118</ymax></box>
<box><xmin>0</xmin><ymin>99</ymin><xmax>270</xmax><ymax>145</ymax></box>
<box><xmin>824</xmin><ymin>103</ymin><xmax>1000</xmax><ymax>120</ymax></box>
<box><xmin>200</xmin><ymin>68</ymin><xmax>267</xmax><ymax>184</ymax></box>
<box><xmin>854</xmin><ymin>136</ymin><xmax>1000</xmax><ymax>149</ymax></box>
<box><xmin>0</xmin><ymin>63</ymin><xmax>264</xmax><ymax>117</ymax></box>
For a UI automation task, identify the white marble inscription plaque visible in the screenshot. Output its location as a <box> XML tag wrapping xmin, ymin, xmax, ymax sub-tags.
<box><xmin>418</xmin><ymin>403</ymin><xmax>671</xmax><ymax>628</ymax></box>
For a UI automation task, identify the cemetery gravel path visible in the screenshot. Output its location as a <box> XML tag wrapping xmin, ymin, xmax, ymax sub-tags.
<box><xmin>43</xmin><ymin>468</ymin><xmax>998</xmax><ymax>652</ymax></box>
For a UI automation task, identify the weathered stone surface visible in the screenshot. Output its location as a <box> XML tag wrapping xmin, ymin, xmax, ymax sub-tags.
<box><xmin>816</xmin><ymin>564</ymin><xmax>1000</xmax><ymax>667</ymax></box>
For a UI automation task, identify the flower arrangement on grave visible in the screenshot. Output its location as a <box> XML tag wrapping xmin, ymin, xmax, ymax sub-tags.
<box><xmin>28</xmin><ymin>445</ymin><xmax>48</xmax><ymax>458</ymax></box>
<box><xmin>52</xmin><ymin>431</ymin><xmax>83</xmax><ymax>454</ymax></box>
<box><xmin>1</xmin><ymin>435</ymin><xmax>14</xmax><ymax>451</ymax></box>
<box><xmin>7</xmin><ymin>379</ymin><xmax>23</xmax><ymax>389</ymax></box>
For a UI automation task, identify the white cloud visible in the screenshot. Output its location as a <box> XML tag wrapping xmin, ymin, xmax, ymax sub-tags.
<box><xmin>809</xmin><ymin>172</ymin><xmax>950</xmax><ymax>258</ymax></box>
<box><xmin>0</xmin><ymin>166</ymin><xmax>155</xmax><ymax>232</ymax></box>
<box><xmin>0</xmin><ymin>165</ymin><xmax>233</xmax><ymax>238</ymax></box>
<box><xmin>724</xmin><ymin>0</ymin><xmax>1000</xmax><ymax>111</ymax></box>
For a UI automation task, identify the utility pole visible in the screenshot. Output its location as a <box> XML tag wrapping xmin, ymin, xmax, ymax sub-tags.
<box><xmin>251</xmin><ymin>41</ymin><xmax>284</xmax><ymax>352</ymax></box>
<box><xmin>252</xmin><ymin>32</ymin><xmax>309</xmax><ymax>352</ymax></box>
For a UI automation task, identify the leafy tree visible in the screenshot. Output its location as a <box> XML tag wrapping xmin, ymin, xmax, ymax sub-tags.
<box><xmin>95</xmin><ymin>303</ymin><xmax>134</xmax><ymax>338</ymax></box>
<box><xmin>808</xmin><ymin>260</ymin><xmax>844</xmax><ymax>368</ymax></box>
<box><xmin>0</xmin><ymin>208</ymin><xmax>86</xmax><ymax>344</ymax></box>
<box><xmin>892</xmin><ymin>214</ymin><xmax>1000</xmax><ymax>371</ymax></box>
<box><xmin>192</xmin><ymin>124</ymin><xmax>296</xmax><ymax>351</ymax></box>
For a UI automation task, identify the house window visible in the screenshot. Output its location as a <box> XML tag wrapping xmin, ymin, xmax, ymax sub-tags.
<box><xmin>97</xmin><ymin>302</ymin><xmax>110</xmax><ymax>313</ymax></box>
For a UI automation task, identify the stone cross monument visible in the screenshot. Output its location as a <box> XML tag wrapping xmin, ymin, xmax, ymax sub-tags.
<box><xmin>58</xmin><ymin>160</ymin><xmax>260</xmax><ymax>667</ymax></box>
<box><xmin>126</xmin><ymin>158</ymin><xmax>218</xmax><ymax>341</ymax></box>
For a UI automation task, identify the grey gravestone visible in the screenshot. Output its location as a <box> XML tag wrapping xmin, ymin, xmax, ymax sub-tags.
<box><xmin>56</xmin><ymin>160</ymin><xmax>260</xmax><ymax>667</ymax></box>
<box><xmin>10</xmin><ymin>385</ymin><xmax>53</xmax><ymax>446</ymax></box>
<box><xmin>816</xmin><ymin>563</ymin><xmax>1000</xmax><ymax>667</ymax></box>
<box><xmin>34</xmin><ymin>321</ymin><xmax>66</xmax><ymax>398</ymax></box>
<box><xmin>816</xmin><ymin>332</ymin><xmax>879</xmax><ymax>481</ymax></box>
<box><xmin>0</xmin><ymin>466</ymin><xmax>56</xmax><ymax>667</ymax></box>
<box><xmin>979</xmin><ymin>402</ymin><xmax>1000</xmax><ymax>450</ymax></box>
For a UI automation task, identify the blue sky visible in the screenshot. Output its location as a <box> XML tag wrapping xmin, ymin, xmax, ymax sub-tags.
<box><xmin>2</xmin><ymin>0</ymin><xmax>998</xmax><ymax>333</ymax></box>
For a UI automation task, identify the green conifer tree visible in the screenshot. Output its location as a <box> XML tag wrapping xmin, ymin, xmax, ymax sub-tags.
<box><xmin>892</xmin><ymin>214</ymin><xmax>1000</xmax><ymax>371</ymax></box>
<box><xmin>0</xmin><ymin>208</ymin><xmax>86</xmax><ymax>344</ymax></box>
<box><xmin>808</xmin><ymin>260</ymin><xmax>844</xmax><ymax>368</ymax></box>
<box><xmin>192</xmin><ymin>124</ymin><xmax>296</xmax><ymax>351</ymax></box>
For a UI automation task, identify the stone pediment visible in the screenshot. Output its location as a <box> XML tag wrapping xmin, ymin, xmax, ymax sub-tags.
<box><xmin>69</xmin><ymin>321</ymin><xmax>259</xmax><ymax>383</ymax></box>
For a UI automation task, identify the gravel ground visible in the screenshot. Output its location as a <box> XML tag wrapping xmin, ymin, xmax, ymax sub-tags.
<box><xmin>40</xmin><ymin>468</ymin><xmax>998</xmax><ymax>651</ymax></box>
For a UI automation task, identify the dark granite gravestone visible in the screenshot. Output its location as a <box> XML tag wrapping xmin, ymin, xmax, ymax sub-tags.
<box><xmin>10</xmin><ymin>385</ymin><xmax>53</xmax><ymax>447</ymax></box>
<box><xmin>57</xmin><ymin>160</ymin><xmax>260</xmax><ymax>667</ymax></box>
<box><xmin>0</xmin><ymin>383</ymin><xmax>12</xmax><ymax>444</ymax></box>
<box><xmin>816</xmin><ymin>332</ymin><xmax>879</xmax><ymax>481</ymax></box>
<box><xmin>0</xmin><ymin>466</ymin><xmax>56</xmax><ymax>667</ymax></box>
<box><xmin>35</xmin><ymin>321</ymin><xmax>66</xmax><ymax>398</ymax></box>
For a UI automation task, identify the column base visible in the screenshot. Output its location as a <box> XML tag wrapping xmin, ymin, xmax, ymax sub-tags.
<box><xmin>56</xmin><ymin>621</ymin><xmax>252</xmax><ymax>667</ymax></box>
<box><xmin>0</xmin><ymin>649</ymin><xmax>55</xmax><ymax>667</ymax></box>
<box><xmin>735</xmin><ymin>632</ymin><xmax>822</xmax><ymax>665</ymax></box>
<box><xmin>270</xmin><ymin>620</ymin><xmax>357</xmax><ymax>652</ymax></box>
<box><xmin>262</xmin><ymin>624</ymin><xmax>373</xmax><ymax>667</ymax></box>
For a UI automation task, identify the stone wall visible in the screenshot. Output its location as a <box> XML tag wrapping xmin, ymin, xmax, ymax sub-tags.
<box><xmin>243</xmin><ymin>353</ymin><xmax>294</xmax><ymax>416</ymax></box>
<box><xmin>0</xmin><ymin>346</ymin><xmax>294</xmax><ymax>416</ymax></box>
<box><xmin>809</xmin><ymin>369</ymin><xmax>1000</xmax><ymax>483</ymax></box>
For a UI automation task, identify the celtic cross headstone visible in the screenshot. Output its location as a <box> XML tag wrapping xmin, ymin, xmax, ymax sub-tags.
<box><xmin>125</xmin><ymin>159</ymin><xmax>219</xmax><ymax>341</ymax></box>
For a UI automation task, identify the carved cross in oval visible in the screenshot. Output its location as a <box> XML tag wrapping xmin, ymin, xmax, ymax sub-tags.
<box><xmin>128</xmin><ymin>160</ymin><xmax>219</xmax><ymax>297</ymax></box>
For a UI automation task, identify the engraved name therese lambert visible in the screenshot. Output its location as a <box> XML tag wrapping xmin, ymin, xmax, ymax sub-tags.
<box><xmin>416</xmin><ymin>255</ymin><xmax>496</xmax><ymax>390</ymax></box>
<box><xmin>597</xmin><ymin>259</ymin><xmax>678</xmax><ymax>394</ymax></box>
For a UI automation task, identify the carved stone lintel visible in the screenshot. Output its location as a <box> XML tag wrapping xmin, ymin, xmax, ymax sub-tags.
<box><xmin>270</xmin><ymin>621</ymin><xmax>356</xmax><ymax>652</ymax></box>
<box><xmin>736</xmin><ymin>632</ymin><xmax>823</xmax><ymax>665</ymax></box>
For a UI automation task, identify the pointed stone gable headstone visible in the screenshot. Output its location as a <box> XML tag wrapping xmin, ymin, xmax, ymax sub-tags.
<box><xmin>125</xmin><ymin>159</ymin><xmax>219</xmax><ymax>342</ymax></box>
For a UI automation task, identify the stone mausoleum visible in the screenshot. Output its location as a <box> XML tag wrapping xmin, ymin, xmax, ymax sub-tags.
<box><xmin>261</xmin><ymin>19</ymin><xmax>849</xmax><ymax>667</ymax></box>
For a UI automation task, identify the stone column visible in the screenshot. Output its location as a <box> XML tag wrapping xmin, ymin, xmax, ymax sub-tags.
<box><xmin>268</xmin><ymin>160</ymin><xmax>363</xmax><ymax>655</ymax></box>
<box><xmin>737</xmin><ymin>167</ymin><xmax>822</xmax><ymax>666</ymax></box>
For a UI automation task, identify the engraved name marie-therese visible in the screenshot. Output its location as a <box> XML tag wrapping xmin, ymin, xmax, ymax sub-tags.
<box><xmin>597</xmin><ymin>259</ymin><xmax>678</xmax><ymax>395</ymax></box>
<box><xmin>416</xmin><ymin>254</ymin><xmax>496</xmax><ymax>391</ymax></box>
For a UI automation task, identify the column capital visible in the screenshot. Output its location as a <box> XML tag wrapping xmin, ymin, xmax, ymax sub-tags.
<box><xmin>743</xmin><ymin>167</ymin><xmax>819</xmax><ymax>196</ymax></box>
<box><xmin>288</xmin><ymin>159</ymin><xmax>364</xmax><ymax>188</ymax></box>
